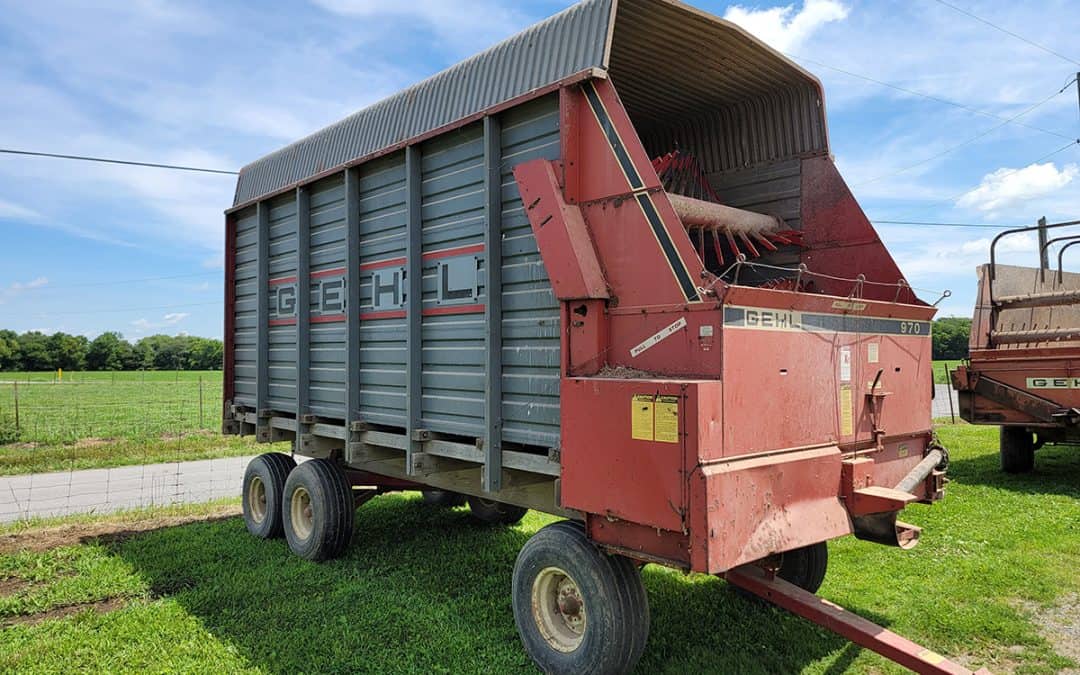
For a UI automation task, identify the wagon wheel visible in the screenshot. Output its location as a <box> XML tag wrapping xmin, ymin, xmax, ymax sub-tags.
<box><xmin>512</xmin><ymin>521</ymin><xmax>649</xmax><ymax>674</ymax></box>
<box><xmin>241</xmin><ymin>452</ymin><xmax>296</xmax><ymax>539</ymax></box>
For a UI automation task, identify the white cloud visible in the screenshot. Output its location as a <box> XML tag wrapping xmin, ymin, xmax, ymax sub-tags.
<box><xmin>0</xmin><ymin>276</ymin><xmax>49</xmax><ymax>305</ymax></box>
<box><xmin>311</xmin><ymin>0</ymin><xmax>529</xmax><ymax>49</ymax></box>
<box><xmin>957</xmin><ymin>162</ymin><xmax>1078</xmax><ymax>213</ymax></box>
<box><xmin>723</xmin><ymin>0</ymin><xmax>848</xmax><ymax>52</ymax></box>
<box><xmin>0</xmin><ymin>198</ymin><xmax>42</xmax><ymax>221</ymax></box>
<box><xmin>131</xmin><ymin>312</ymin><xmax>190</xmax><ymax>333</ymax></box>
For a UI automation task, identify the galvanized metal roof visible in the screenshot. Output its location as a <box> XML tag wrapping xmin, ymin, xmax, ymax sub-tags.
<box><xmin>232</xmin><ymin>0</ymin><xmax>828</xmax><ymax>209</ymax></box>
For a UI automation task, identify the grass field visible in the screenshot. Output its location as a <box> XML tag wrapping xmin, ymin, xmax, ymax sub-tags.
<box><xmin>0</xmin><ymin>371</ymin><xmax>262</xmax><ymax>475</ymax></box>
<box><xmin>0</xmin><ymin>424</ymin><xmax>1076</xmax><ymax>673</ymax></box>
<box><xmin>933</xmin><ymin>359</ymin><xmax>965</xmax><ymax>384</ymax></box>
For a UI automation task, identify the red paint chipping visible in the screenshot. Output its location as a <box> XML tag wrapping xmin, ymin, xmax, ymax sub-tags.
<box><xmin>422</xmin><ymin>304</ymin><xmax>486</xmax><ymax>316</ymax></box>
<box><xmin>268</xmin><ymin>276</ymin><xmax>298</xmax><ymax>286</ymax></box>
<box><xmin>311</xmin><ymin>267</ymin><xmax>347</xmax><ymax>279</ymax></box>
<box><xmin>359</xmin><ymin>257</ymin><xmax>407</xmax><ymax>271</ymax></box>
<box><xmin>311</xmin><ymin>314</ymin><xmax>347</xmax><ymax>324</ymax></box>
<box><xmin>423</xmin><ymin>243</ymin><xmax>485</xmax><ymax>260</ymax></box>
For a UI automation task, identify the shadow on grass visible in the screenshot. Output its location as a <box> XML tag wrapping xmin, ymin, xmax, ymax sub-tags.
<box><xmin>947</xmin><ymin>442</ymin><xmax>1080</xmax><ymax>499</ymax></box>
<box><xmin>110</xmin><ymin>495</ymin><xmax>866</xmax><ymax>674</ymax></box>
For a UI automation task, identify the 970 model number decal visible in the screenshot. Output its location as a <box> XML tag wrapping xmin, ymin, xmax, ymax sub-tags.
<box><xmin>723</xmin><ymin>306</ymin><xmax>931</xmax><ymax>337</ymax></box>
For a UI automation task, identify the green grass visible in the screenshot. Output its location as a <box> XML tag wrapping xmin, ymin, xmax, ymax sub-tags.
<box><xmin>933</xmin><ymin>360</ymin><xmax>965</xmax><ymax>384</ymax></box>
<box><xmin>0</xmin><ymin>424</ymin><xmax>1077</xmax><ymax>673</ymax></box>
<box><xmin>0</xmin><ymin>371</ymin><xmax>262</xmax><ymax>475</ymax></box>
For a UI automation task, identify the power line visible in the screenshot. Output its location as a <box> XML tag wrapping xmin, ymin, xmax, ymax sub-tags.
<box><xmin>930</xmin><ymin>0</ymin><xmax>1080</xmax><ymax>68</ymax></box>
<box><xmin>0</xmin><ymin>148</ymin><xmax>238</xmax><ymax>175</ymax></box>
<box><xmin>853</xmin><ymin>81</ymin><xmax>1074</xmax><ymax>187</ymax></box>
<box><xmin>34</xmin><ymin>301</ymin><xmax>222</xmax><ymax>317</ymax></box>
<box><xmin>872</xmin><ymin>220</ymin><xmax>1013</xmax><ymax>229</ymax></box>
<box><xmin>786</xmin><ymin>53</ymin><xmax>1074</xmax><ymax>141</ymax></box>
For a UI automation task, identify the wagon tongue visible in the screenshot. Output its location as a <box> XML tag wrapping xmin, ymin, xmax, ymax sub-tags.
<box><xmin>724</xmin><ymin>565</ymin><xmax>992</xmax><ymax>675</ymax></box>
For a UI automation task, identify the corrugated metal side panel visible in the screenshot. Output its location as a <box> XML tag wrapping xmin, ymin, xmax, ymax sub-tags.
<box><xmin>308</xmin><ymin>174</ymin><xmax>347</xmax><ymax>418</ymax></box>
<box><xmin>707</xmin><ymin>159</ymin><xmax>801</xmax><ymax>229</ymax></box>
<box><xmin>233</xmin><ymin>206</ymin><xmax>258</xmax><ymax>406</ymax></box>
<box><xmin>233</xmin><ymin>0</ymin><xmax>612</xmax><ymax>205</ymax></box>
<box><xmin>498</xmin><ymin>95</ymin><xmax>561</xmax><ymax>448</ymax></box>
<box><xmin>267</xmin><ymin>194</ymin><xmax>298</xmax><ymax>411</ymax></box>
<box><xmin>420</xmin><ymin>124</ymin><xmax>487</xmax><ymax>437</ymax></box>
<box><xmin>357</xmin><ymin>153</ymin><xmax>408</xmax><ymax>427</ymax></box>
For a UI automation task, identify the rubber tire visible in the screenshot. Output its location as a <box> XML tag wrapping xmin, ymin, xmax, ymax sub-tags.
<box><xmin>1000</xmin><ymin>426</ymin><xmax>1035</xmax><ymax>473</ymax></box>
<box><xmin>422</xmin><ymin>490</ymin><xmax>466</xmax><ymax>507</ymax></box>
<box><xmin>282</xmin><ymin>459</ymin><xmax>354</xmax><ymax>561</ymax></box>
<box><xmin>777</xmin><ymin>542</ymin><xmax>828</xmax><ymax>594</ymax></box>
<box><xmin>467</xmin><ymin>496</ymin><xmax>527</xmax><ymax>525</ymax></box>
<box><xmin>241</xmin><ymin>452</ymin><xmax>296</xmax><ymax>539</ymax></box>
<box><xmin>512</xmin><ymin>521</ymin><xmax>649</xmax><ymax>675</ymax></box>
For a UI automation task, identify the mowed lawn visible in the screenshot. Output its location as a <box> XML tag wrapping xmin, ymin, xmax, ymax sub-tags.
<box><xmin>0</xmin><ymin>424</ymin><xmax>1077</xmax><ymax>673</ymax></box>
<box><xmin>0</xmin><ymin>371</ymin><xmax>262</xmax><ymax>475</ymax></box>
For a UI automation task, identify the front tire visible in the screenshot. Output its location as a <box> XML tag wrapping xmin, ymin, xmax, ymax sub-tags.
<box><xmin>776</xmin><ymin>542</ymin><xmax>828</xmax><ymax>594</ymax></box>
<box><xmin>512</xmin><ymin>521</ymin><xmax>649</xmax><ymax>675</ymax></box>
<box><xmin>467</xmin><ymin>496</ymin><xmax>527</xmax><ymax>525</ymax></box>
<box><xmin>1000</xmin><ymin>426</ymin><xmax>1035</xmax><ymax>473</ymax></box>
<box><xmin>282</xmin><ymin>459</ymin><xmax>354</xmax><ymax>561</ymax></box>
<box><xmin>241</xmin><ymin>452</ymin><xmax>296</xmax><ymax>539</ymax></box>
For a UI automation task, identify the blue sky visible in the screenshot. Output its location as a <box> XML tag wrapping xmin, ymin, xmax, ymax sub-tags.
<box><xmin>0</xmin><ymin>0</ymin><xmax>1077</xmax><ymax>339</ymax></box>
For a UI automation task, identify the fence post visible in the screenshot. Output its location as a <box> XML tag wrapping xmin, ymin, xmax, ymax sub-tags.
<box><xmin>13</xmin><ymin>381</ymin><xmax>19</xmax><ymax>432</ymax></box>
<box><xmin>945</xmin><ymin>364</ymin><xmax>956</xmax><ymax>424</ymax></box>
<box><xmin>198</xmin><ymin>376</ymin><xmax>204</xmax><ymax>429</ymax></box>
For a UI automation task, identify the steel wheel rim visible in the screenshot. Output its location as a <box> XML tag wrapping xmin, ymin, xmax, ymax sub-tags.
<box><xmin>290</xmin><ymin>486</ymin><xmax>314</xmax><ymax>540</ymax></box>
<box><xmin>531</xmin><ymin>566</ymin><xmax>586</xmax><ymax>653</ymax></box>
<box><xmin>247</xmin><ymin>476</ymin><xmax>267</xmax><ymax>524</ymax></box>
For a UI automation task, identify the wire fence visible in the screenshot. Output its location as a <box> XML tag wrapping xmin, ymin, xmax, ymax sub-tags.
<box><xmin>0</xmin><ymin>372</ymin><xmax>263</xmax><ymax>524</ymax></box>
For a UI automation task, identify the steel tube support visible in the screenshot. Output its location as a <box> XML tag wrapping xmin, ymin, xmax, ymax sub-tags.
<box><xmin>895</xmin><ymin>448</ymin><xmax>944</xmax><ymax>496</ymax></box>
<box><xmin>725</xmin><ymin>565</ymin><xmax>990</xmax><ymax>675</ymax></box>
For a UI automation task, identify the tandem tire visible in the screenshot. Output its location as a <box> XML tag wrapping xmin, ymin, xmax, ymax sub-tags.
<box><xmin>467</xmin><ymin>496</ymin><xmax>527</xmax><ymax>525</ymax></box>
<box><xmin>512</xmin><ymin>521</ymin><xmax>649</xmax><ymax>675</ymax></box>
<box><xmin>242</xmin><ymin>452</ymin><xmax>297</xmax><ymax>539</ymax></box>
<box><xmin>1000</xmin><ymin>426</ymin><xmax>1035</xmax><ymax>473</ymax></box>
<box><xmin>777</xmin><ymin>542</ymin><xmax>828</xmax><ymax>594</ymax></box>
<box><xmin>282</xmin><ymin>458</ymin><xmax>355</xmax><ymax>561</ymax></box>
<box><xmin>422</xmin><ymin>490</ymin><xmax>466</xmax><ymax>507</ymax></box>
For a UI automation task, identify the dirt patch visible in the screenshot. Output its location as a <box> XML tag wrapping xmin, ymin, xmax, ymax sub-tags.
<box><xmin>0</xmin><ymin>505</ymin><xmax>241</xmax><ymax>554</ymax></box>
<box><xmin>1031</xmin><ymin>593</ymin><xmax>1080</xmax><ymax>670</ymax></box>
<box><xmin>72</xmin><ymin>437</ymin><xmax>116</xmax><ymax>449</ymax></box>
<box><xmin>1</xmin><ymin>596</ymin><xmax>131</xmax><ymax>627</ymax></box>
<box><xmin>0</xmin><ymin>577</ymin><xmax>30</xmax><ymax>597</ymax></box>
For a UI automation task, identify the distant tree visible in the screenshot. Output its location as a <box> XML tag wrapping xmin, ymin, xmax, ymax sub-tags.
<box><xmin>932</xmin><ymin>317</ymin><xmax>971</xmax><ymax>360</ymax></box>
<box><xmin>0</xmin><ymin>330</ymin><xmax>19</xmax><ymax>371</ymax></box>
<box><xmin>16</xmin><ymin>331</ymin><xmax>54</xmax><ymax>371</ymax></box>
<box><xmin>85</xmin><ymin>332</ymin><xmax>133</xmax><ymax>371</ymax></box>
<box><xmin>189</xmin><ymin>337</ymin><xmax>223</xmax><ymax>370</ymax></box>
<box><xmin>47</xmin><ymin>332</ymin><xmax>88</xmax><ymax>370</ymax></box>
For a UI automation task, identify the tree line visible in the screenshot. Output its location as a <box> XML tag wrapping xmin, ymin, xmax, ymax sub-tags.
<box><xmin>0</xmin><ymin>331</ymin><xmax>223</xmax><ymax>372</ymax></box>
<box><xmin>931</xmin><ymin>317</ymin><xmax>970</xmax><ymax>361</ymax></box>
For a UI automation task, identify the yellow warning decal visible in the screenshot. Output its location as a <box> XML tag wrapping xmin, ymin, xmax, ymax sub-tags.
<box><xmin>839</xmin><ymin>385</ymin><xmax>854</xmax><ymax>436</ymax></box>
<box><xmin>631</xmin><ymin>395</ymin><xmax>655</xmax><ymax>441</ymax></box>
<box><xmin>917</xmin><ymin>650</ymin><xmax>945</xmax><ymax>665</ymax></box>
<box><xmin>654</xmin><ymin>396</ymin><xmax>680</xmax><ymax>443</ymax></box>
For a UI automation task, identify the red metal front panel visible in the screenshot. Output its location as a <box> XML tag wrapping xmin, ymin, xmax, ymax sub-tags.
<box><xmin>561</xmin><ymin>378</ymin><xmax>690</xmax><ymax>534</ymax></box>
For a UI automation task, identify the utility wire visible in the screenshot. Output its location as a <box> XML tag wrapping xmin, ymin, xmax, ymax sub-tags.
<box><xmin>901</xmin><ymin>138</ymin><xmax>1080</xmax><ymax>215</ymax></box>
<box><xmin>853</xmin><ymin>80</ymin><xmax>1076</xmax><ymax>187</ymax></box>
<box><xmin>872</xmin><ymin>220</ymin><xmax>1014</xmax><ymax>229</ymax></box>
<box><xmin>930</xmin><ymin>0</ymin><xmax>1080</xmax><ymax>67</ymax></box>
<box><xmin>0</xmin><ymin>148</ymin><xmax>237</xmax><ymax>175</ymax></box>
<box><xmin>786</xmin><ymin>53</ymin><xmax>1075</xmax><ymax>141</ymax></box>
<box><xmin>34</xmin><ymin>301</ymin><xmax>222</xmax><ymax>317</ymax></box>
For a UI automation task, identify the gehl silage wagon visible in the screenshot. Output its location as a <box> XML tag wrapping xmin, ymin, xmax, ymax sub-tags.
<box><xmin>953</xmin><ymin>218</ymin><xmax>1080</xmax><ymax>472</ymax></box>
<box><xmin>223</xmin><ymin>1</ymin><xmax>979</xmax><ymax>672</ymax></box>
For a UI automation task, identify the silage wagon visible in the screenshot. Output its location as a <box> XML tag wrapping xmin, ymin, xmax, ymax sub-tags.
<box><xmin>223</xmin><ymin>1</ymin><xmax>978</xmax><ymax>672</ymax></box>
<box><xmin>953</xmin><ymin>218</ymin><xmax>1080</xmax><ymax>472</ymax></box>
